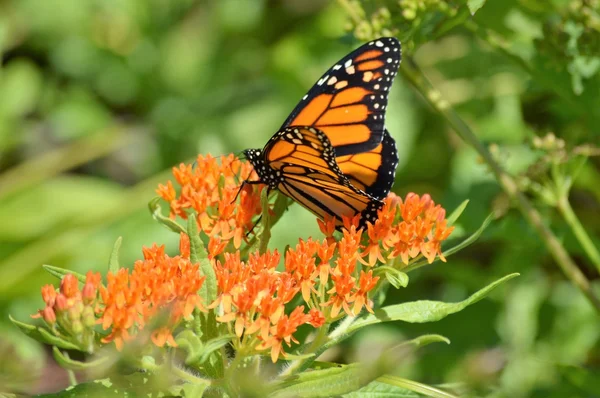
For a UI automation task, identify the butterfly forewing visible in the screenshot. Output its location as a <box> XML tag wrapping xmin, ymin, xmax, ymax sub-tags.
<box><xmin>281</xmin><ymin>37</ymin><xmax>401</xmax><ymax>157</ymax></box>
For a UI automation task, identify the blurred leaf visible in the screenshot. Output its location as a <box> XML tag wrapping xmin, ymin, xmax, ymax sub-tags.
<box><xmin>0</xmin><ymin>177</ymin><xmax>123</xmax><ymax>241</ymax></box>
<box><xmin>52</xmin><ymin>346</ymin><xmax>108</xmax><ymax>371</ymax></box>
<box><xmin>467</xmin><ymin>0</ymin><xmax>487</xmax><ymax>15</ymax></box>
<box><xmin>9</xmin><ymin>315</ymin><xmax>80</xmax><ymax>351</ymax></box>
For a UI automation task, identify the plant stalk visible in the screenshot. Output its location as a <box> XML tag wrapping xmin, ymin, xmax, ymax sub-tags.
<box><xmin>399</xmin><ymin>57</ymin><xmax>600</xmax><ymax>313</ymax></box>
<box><xmin>557</xmin><ymin>195</ymin><xmax>600</xmax><ymax>274</ymax></box>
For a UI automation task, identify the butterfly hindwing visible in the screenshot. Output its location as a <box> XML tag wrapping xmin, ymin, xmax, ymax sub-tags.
<box><xmin>281</xmin><ymin>37</ymin><xmax>401</xmax><ymax>157</ymax></box>
<box><xmin>244</xmin><ymin>127</ymin><xmax>382</xmax><ymax>225</ymax></box>
<box><xmin>336</xmin><ymin>129</ymin><xmax>398</xmax><ymax>200</ymax></box>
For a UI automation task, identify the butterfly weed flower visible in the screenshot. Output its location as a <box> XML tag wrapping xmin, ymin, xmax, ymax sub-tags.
<box><xmin>99</xmin><ymin>239</ymin><xmax>206</xmax><ymax>350</ymax></box>
<box><xmin>156</xmin><ymin>154</ymin><xmax>266</xmax><ymax>248</ymax></box>
<box><xmin>16</xmin><ymin>36</ymin><xmax>517</xmax><ymax>397</ymax></box>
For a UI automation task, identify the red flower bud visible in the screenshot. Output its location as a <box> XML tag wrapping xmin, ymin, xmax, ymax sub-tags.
<box><xmin>41</xmin><ymin>285</ymin><xmax>57</xmax><ymax>307</ymax></box>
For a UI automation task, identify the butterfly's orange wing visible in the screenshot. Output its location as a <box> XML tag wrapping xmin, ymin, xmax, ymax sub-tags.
<box><xmin>261</xmin><ymin>127</ymin><xmax>382</xmax><ymax>224</ymax></box>
<box><xmin>282</xmin><ymin>38</ymin><xmax>401</xmax><ymax>157</ymax></box>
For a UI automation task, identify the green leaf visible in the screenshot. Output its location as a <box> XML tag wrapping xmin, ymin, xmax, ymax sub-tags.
<box><xmin>348</xmin><ymin>273</ymin><xmax>519</xmax><ymax>333</ymax></box>
<box><xmin>343</xmin><ymin>380</ymin><xmax>419</xmax><ymax>397</ymax></box>
<box><xmin>42</xmin><ymin>264</ymin><xmax>86</xmax><ymax>283</ymax></box>
<box><xmin>399</xmin><ymin>334</ymin><xmax>450</xmax><ymax>348</ymax></box>
<box><xmin>467</xmin><ymin>0</ymin><xmax>486</xmax><ymax>15</ymax></box>
<box><xmin>148</xmin><ymin>196</ymin><xmax>186</xmax><ymax>234</ymax></box>
<box><xmin>34</xmin><ymin>374</ymin><xmax>164</xmax><ymax>397</ymax></box>
<box><xmin>272</xmin><ymin>363</ymin><xmax>381</xmax><ymax>398</ymax></box>
<box><xmin>52</xmin><ymin>346</ymin><xmax>109</xmax><ymax>371</ymax></box>
<box><xmin>446</xmin><ymin>199</ymin><xmax>469</xmax><ymax>226</ymax></box>
<box><xmin>187</xmin><ymin>215</ymin><xmax>217</xmax><ymax>305</ymax></box>
<box><xmin>108</xmin><ymin>236</ymin><xmax>122</xmax><ymax>274</ymax></box>
<box><xmin>404</xmin><ymin>212</ymin><xmax>494</xmax><ymax>272</ymax></box>
<box><xmin>10</xmin><ymin>315</ymin><xmax>81</xmax><ymax>351</ymax></box>
<box><xmin>378</xmin><ymin>375</ymin><xmax>459</xmax><ymax>398</ymax></box>
<box><xmin>380</xmin><ymin>267</ymin><xmax>409</xmax><ymax>289</ymax></box>
<box><xmin>176</xmin><ymin>329</ymin><xmax>234</xmax><ymax>366</ymax></box>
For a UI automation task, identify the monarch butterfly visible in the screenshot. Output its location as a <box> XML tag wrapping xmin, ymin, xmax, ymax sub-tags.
<box><xmin>244</xmin><ymin>37</ymin><xmax>401</xmax><ymax>225</ymax></box>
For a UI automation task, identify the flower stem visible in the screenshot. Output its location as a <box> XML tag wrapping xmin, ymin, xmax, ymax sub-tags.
<box><xmin>399</xmin><ymin>57</ymin><xmax>600</xmax><ymax>313</ymax></box>
<box><xmin>557</xmin><ymin>195</ymin><xmax>600</xmax><ymax>273</ymax></box>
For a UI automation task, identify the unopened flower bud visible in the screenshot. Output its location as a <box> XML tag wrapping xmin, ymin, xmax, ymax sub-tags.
<box><xmin>82</xmin><ymin>282</ymin><xmax>97</xmax><ymax>304</ymax></box>
<box><xmin>55</xmin><ymin>294</ymin><xmax>69</xmax><ymax>311</ymax></box>
<box><xmin>68</xmin><ymin>305</ymin><xmax>82</xmax><ymax>322</ymax></box>
<box><xmin>41</xmin><ymin>285</ymin><xmax>57</xmax><ymax>307</ymax></box>
<box><xmin>61</xmin><ymin>274</ymin><xmax>80</xmax><ymax>298</ymax></box>
<box><xmin>42</xmin><ymin>306</ymin><xmax>56</xmax><ymax>324</ymax></box>
<box><xmin>71</xmin><ymin>320</ymin><xmax>83</xmax><ymax>335</ymax></box>
<box><xmin>82</xmin><ymin>306</ymin><xmax>96</xmax><ymax>328</ymax></box>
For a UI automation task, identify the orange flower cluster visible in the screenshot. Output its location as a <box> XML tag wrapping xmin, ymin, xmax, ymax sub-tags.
<box><xmin>211</xmin><ymin>229</ymin><xmax>380</xmax><ymax>362</ymax></box>
<box><xmin>32</xmin><ymin>155</ymin><xmax>455</xmax><ymax>362</ymax></box>
<box><xmin>157</xmin><ymin>154</ymin><xmax>265</xmax><ymax>248</ymax></box>
<box><xmin>319</xmin><ymin>193</ymin><xmax>454</xmax><ymax>267</ymax></box>
<box><xmin>33</xmin><ymin>272</ymin><xmax>101</xmax><ymax>351</ymax></box>
<box><xmin>99</xmin><ymin>235</ymin><xmax>206</xmax><ymax>350</ymax></box>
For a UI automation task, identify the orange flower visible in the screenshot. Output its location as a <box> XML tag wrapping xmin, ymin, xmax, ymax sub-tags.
<box><xmin>256</xmin><ymin>306</ymin><xmax>312</xmax><ymax>363</ymax></box>
<box><xmin>157</xmin><ymin>154</ymin><xmax>265</xmax><ymax>249</ymax></box>
<box><xmin>99</xmin><ymin>235</ymin><xmax>205</xmax><ymax>350</ymax></box>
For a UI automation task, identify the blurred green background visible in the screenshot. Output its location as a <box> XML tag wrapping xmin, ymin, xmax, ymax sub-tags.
<box><xmin>1</xmin><ymin>0</ymin><xmax>599</xmax><ymax>396</ymax></box>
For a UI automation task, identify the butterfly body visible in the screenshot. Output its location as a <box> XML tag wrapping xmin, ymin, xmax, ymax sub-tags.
<box><xmin>244</xmin><ymin>37</ymin><xmax>401</xmax><ymax>226</ymax></box>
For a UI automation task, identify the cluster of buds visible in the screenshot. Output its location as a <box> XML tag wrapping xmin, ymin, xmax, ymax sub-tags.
<box><xmin>33</xmin><ymin>272</ymin><xmax>101</xmax><ymax>352</ymax></box>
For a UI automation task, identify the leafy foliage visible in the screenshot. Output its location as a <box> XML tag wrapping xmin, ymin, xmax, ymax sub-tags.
<box><xmin>1</xmin><ymin>0</ymin><xmax>599</xmax><ymax>396</ymax></box>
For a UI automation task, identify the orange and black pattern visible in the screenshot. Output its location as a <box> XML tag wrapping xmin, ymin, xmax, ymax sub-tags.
<box><xmin>244</xmin><ymin>37</ymin><xmax>401</xmax><ymax>226</ymax></box>
<box><xmin>244</xmin><ymin>127</ymin><xmax>383</xmax><ymax>226</ymax></box>
<box><xmin>282</xmin><ymin>37</ymin><xmax>401</xmax><ymax>157</ymax></box>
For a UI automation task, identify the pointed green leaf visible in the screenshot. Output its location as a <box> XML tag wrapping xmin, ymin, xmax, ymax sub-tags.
<box><xmin>446</xmin><ymin>199</ymin><xmax>469</xmax><ymax>226</ymax></box>
<box><xmin>42</xmin><ymin>265</ymin><xmax>86</xmax><ymax>283</ymax></box>
<box><xmin>198</xmin><ymin>334</ymin><xmax>235</xmax><ymax>364</ymax></box>
<box><xmin>10</xmin><ymin>315</ymin><xmax>81</xmax><ymax>351</ymax></box>
<box><xmin>148</xmin><ymin>196</ymin><xmax>186</xmax><ymax>234</ymax></box>
<box><xmin>399</xmin><ymin>334</ymin><xmax>450</xmax><ymax>348</ymax></box>
<box><xmin>52</xmin><ymin>346</ymin><xmax>108</xmax><ymax>371</ymax></box>
<box><xmin>404</xmin><ymin>212</ymin><xmax>494</xmax><ymax>272</ymax></box>
<box><xmin>187</xmin><ymin>215</ymin><xmax>217</xmax><ymax>306</ymax></box>
<box><xmin>108</xmin><ymin>236</ymin><xmax>122</xmax><ymax>274</ymax></box>
<box><xmin>467</xmin><ymin>0</ymin><xmax>486</xmax><ymax>15</ymax></box>
<box><xmin>378</xmin><ymin>375</ymin><xmax>459</xmax><ymax>398</ymax></box>
<box><xmin>348</xmin><ymin>273</ymin><xmax>519</xmax><ymax>333</ymax></box>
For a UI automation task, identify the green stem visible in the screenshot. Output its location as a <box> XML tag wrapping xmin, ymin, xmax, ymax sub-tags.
<box><xmin>399</xmin><ymin>57</ymin><xmax>600</xmax><ymax>313</ymax></box>
<box><xmin>557</xmin><ymin>195</ymin><xmax>600</xmax><ymax>273</ymax></box>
